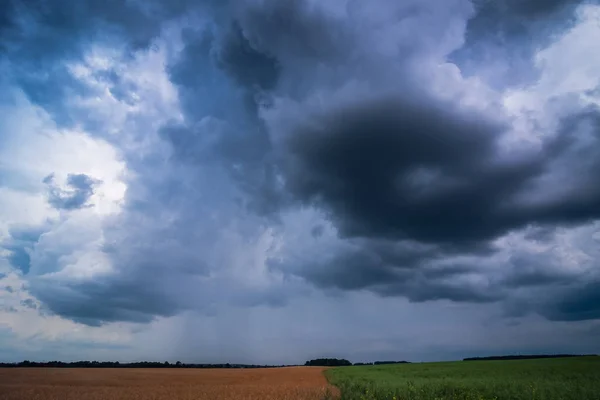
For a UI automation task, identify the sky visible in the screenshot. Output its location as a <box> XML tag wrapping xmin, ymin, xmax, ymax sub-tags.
<box><xmin>0</xmin><ymin>0</ymin><xmax>599</xmax><ymax>365</ymax></box>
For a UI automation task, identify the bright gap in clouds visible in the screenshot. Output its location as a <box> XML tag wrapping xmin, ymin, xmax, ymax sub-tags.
<box><xmin>0</xmin><ymin>0</ymin><xmax>599</xmax><ymax>364</ymax></box>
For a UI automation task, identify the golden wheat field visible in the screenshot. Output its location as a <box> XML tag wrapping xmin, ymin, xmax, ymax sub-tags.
<box><xmin>0</xmin><ymin>367</ymin><xmax>337</xmax><ymax>400</ymax></box>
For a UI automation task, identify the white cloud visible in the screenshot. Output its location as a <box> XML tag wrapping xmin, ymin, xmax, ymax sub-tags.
<box><xmin>503</xmin><ymin>4</ymin><xmax>600</xmax><ymax>123</ymax></box>
<box><xmin>534</xmin><ymin>5</ymin><xmax>600</xmax><ymax>104</ymax></box>
<box><xmin>0</xmin><ymin>30</ymin><xmax>187</xmax><ymax>356</ymax></box>
<box><xmin>0</xmin><ymin>92</ymin><xmax>127</xmax><ymax>216</ymax></box>
<box><xmin>65</xmin><ymin>38</ymin><xmax>183</xmax><ymax>145</ymax></box>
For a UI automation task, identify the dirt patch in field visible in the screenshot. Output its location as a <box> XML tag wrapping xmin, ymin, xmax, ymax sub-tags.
<box><xmin>0</xmin><ymin>367</ymin><xmax>337</xmax><ymax>400</ymax></box>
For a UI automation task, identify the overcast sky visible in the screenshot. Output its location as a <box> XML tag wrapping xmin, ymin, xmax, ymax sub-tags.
<box><xmin>1</xmin><ymin>0</ymin><xmax>599</xmax><ymax>364</ymax></box>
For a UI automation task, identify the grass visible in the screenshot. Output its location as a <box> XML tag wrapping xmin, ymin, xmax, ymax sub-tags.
<box><xmin>325</xmin><ymin>356</ymin><xmax>600</xmax><ymax>400</ymax></box>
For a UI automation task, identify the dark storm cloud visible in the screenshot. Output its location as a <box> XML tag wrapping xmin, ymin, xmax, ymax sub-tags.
<box><xmin>27</xmin><ymin>250</ymin><xmax>197</xmax><ymax>326</ymax></box>
<box><xmin>163</xmin><ymin>0</ymin><xmax>355</xmax><ymax>171</ymax></box>
<box><xmin>232</xmin><ymin>0</ymin><xmax>350</xmax><ymax>63</ymax></box>
<box><xmin>388</xmin><ymin>280</ymin><xmax>500</xmax><ymax>303</ymax></box>
<box><xmin>44</xmin><ymin>173</ymin><xmax>101</xmax><ymax>210</ymax></box>
<box><xmin>310</xmin><ymin>252</ymin><xmax>499</xmax><ymax>303</ymax></box>
<box><xmin>167</xmin><ymin>27</ymin><xmax>234</xmax><ymax>120</ymax></box>
<box><xmin>472</xmin><ymin>0</ymin><xmax>583</xmax><ymax>18</ymax></box>
<box><xmin>538</xmin><ymin>281</ymin><xmax>600</xmax><ymax>321</ymax></box>
<box><xmin>97</xmin><ymin>0</ymin><xmax>600</xmax><ymax>323</ymax></box>
<box><xmin>1</xmin><ymin>0</ymin><xmax>199</xmax><ymax>60</ymax></box>
<box><xmin>0</xmin><ymin>0</ymin><xmax>18</xmax><ymax>50</ymax></box>
<box><xmin>31</xmin><ymin>275</ymin><xmax>185</xmax><ymax>326</ymax></box>
<box><xmin>271</xmin><ymin>95</ymin><xmax>600</xmax><ymax>310</ymax></box>
<box><xmin>164</xmin><ymin>20</ymin><xmax>288</xmax><ymax>216</ymax></box>
<box><xmin>0</xmin><ymin>0</ymin><xmax>203</xmax><ymax>124</ymax></box>
<box><xmin>277</xmin><ymin>236</ymin><xmax>500</xmax><ymax>304</ymax></box>
<box><xmin>529</xmin><ymin>108</ymin><xmax>600</xmax><ymax>224</ymax></box>
<box><xmin>4</xmin><ymin>0</ymin><xmax>599</xmax><ymax>330</ymax></box>
<box><xmin>452</xmin><ymin>0</ymin><xmax>586</xmax><ymax>87</ymax></box>
<box><xmin>215</xmin><ymin>22</ymin><xmax>281</xmax><ymax>92</ymax></box>
<box><xmin>221</xmin><ymin>0</ymin><xmax>600</xmax><ymax>319</ymax></box>
<box><xmin>1</xmin><ymin>225</ymin><xmax>47</xmax><ymax>274</ymax></box>
<box><xmin>298</xmin><ymin>249</ymin><xmax>404</xmax><ymax>292</ymax></box>
<box><xmin>279</xmin><ymin>95</ymin><xmax>533</xmax><ymax>245</ymax></box>
<box><xmin>29</xmin><ymin>156</ymin><xmax>285</xmax><ymax>325</ymax></box>
<box><xmin>502</xmin><ymin>265</ymin><xmax>575</xmax><ymax>288</ymax></box>
<box><xmin>26</xmin><ymin>187</ymin><xmax>219</xmax><ymax>324</ymax></box>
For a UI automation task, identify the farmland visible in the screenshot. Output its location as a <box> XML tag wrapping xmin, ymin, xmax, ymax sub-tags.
<box><xmin>0</xmin><ymin>366</ymin><xmax>336</xmax><ymax>400</ymax></box>
<box><xmin>325</xmin><ymin>356</ymin><xmax>600</xmax><ymax>400</ymax></box>
<box><xmin>1</xmin><ymin>357</ymin><xmax>599</xmax><ymax>400</ymax></box>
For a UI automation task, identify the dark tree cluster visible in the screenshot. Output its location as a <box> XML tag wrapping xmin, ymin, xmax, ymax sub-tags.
<box><xmin>0</xmin><ymin>360</ymin><xmax>289</xmax><ymax>369</ymax></box>
<box><xmin>463</xmin><ymin>354</ymin><xmax>597</xmax><ymax>361</ymax></box>
<box><xmin>352</xmin><ymin>361</ymin><xmax>411</xmax><ymax>366</ymax></box>
<box><xmin>374</xmin><ymin>361</ymin><xmax>411</xmax><ymax>365</ymax></box>
<box><xmin>304</xmin><ymin>358</ymin><xmax>352</xmax><ymax>367</ymax></box>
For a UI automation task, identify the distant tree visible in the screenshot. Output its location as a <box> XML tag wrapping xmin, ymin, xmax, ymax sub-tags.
<box><xmin>373</xmin><ymin>361</ymin><xmax>410</xmax><ymax>365</ymax></box>
<box><xmin>0</xmin><ymin>359</ymin><xmax>306</xmax><ymax>369</ymax></box>
<box><xmin>305</xmin><ymin>358</ymin><xmax>352</xmax><ymax>367</ymax></box>
<box><xmin>463</xmin><ymin>354</ymin><xmax>596</xmax><ymax>362</ymax></box>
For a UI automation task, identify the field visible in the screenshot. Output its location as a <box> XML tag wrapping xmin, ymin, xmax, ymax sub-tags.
<box><xmin>2</xmin><ymin>357</ymin><xmax>599</xmax><ymax>400</ymax></box>
<box><xmin>325</xmin><ymin>357</ymin><xmax>600</xmax><ymax>400</ymax></box>
<box><xmin>0</xmin><ymin>367</ymin><xmax>336</xmax><ymax>400</ymax></box>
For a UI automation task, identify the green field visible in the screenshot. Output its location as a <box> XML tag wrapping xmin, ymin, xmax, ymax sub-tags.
<box><xmin>325</xmin><ymin>357</ymin><xmax>600</xmax><ymax>400</ymax></box>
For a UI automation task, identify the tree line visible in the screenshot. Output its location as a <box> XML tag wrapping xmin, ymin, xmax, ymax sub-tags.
<box><xmin>362</xmin><ymin>361</ymin><xmax>411</xmax><ymax>365</ymax></box>
<box><xmin>9</xmin><ymin>355</ymin><xmax>588</xmax><ymax>368</ymax></box>
<box><xmin>304</xmin><ymin>358</ymin><xmax>352</xmax><ymax>367</ymax></box>
<box><xmin>0</xmin><ymin>360</ymin><xmax>289</xmax><ymax>369</ymax></box>
<box><xmin>304</xmin><ymin>359</ymin><xmax>411</xmax><ymax>367</ymax></box>
<box><xmin>463</xmin><ymin>354</ymin><xmax>597</xmax><ymax>361</ymax></box>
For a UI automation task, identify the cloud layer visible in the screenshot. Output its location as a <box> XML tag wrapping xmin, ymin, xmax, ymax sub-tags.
<box><xmin>0</xmin><ymin>0</ymin><xmax>599</xmax><ymax>362</ymax></box>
